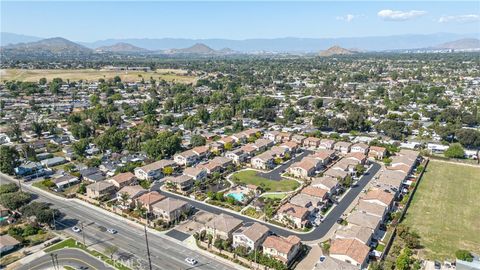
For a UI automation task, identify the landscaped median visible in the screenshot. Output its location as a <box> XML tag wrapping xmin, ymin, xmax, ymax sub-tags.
<box><xmin>44</xmin><ymin>238</ymin><xmax>132</xmax><ymax>270</ymax></box>
<box><xmin>231</xmin><ymin>169</ymin><xmax>300</xmax><ymax>192</ymax></box>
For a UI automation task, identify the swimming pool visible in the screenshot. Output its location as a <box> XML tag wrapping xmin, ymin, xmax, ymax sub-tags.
<box><xmin>228</xmin><ymin>192</ymin><xmax>245</xmax><ymax>201</ymax></box>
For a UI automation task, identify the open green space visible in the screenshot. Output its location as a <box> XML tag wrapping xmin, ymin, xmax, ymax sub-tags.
<box><xmin>261</xmin><ymin>193</ymin><xmax>287</xmax><ymax>200</ymax></box>
<box><xmin>232</xmin><ymin>170</ymin><xmax>299</xmax><ymax>192</ymax></box>
<box><xmin>403</xmin><ymin>160</ymin><xmax>480</xmax><ymax>260</ymax></box>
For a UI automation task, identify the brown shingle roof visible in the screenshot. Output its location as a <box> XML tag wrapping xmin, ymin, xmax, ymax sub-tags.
<box><xmin>263</xmin><ymin>235</ymin><xmax>301</xmax><ymax>254</ymax></box>
<box><xmin>330</xmin><ymin>238</ymin><xmax>370</xmax><ymax>264</ymax></box>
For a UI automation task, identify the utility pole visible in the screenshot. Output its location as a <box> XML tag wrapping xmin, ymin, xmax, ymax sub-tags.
<box><xmin>81</xmin><ymin>222</ymin><xmax>86</xmax><ymax>247</ymax></box>
<box><xmin>52</xmin><ymin>210</ymin><xmax>56</xmax><ymax>230</ymax></box>
<box><xmin>144</xmin><ymin>225</ymin><xmax>152</xmax><ymax>270</ymax></box>
<box><xmin>50</xmin><ymin>253</ymin><xmax>57</xmax><ymax>270</ymax></box>
<box><xmin>54</xmin><ymin>254</ymin><xmax>59</xmax><ymax>270</ymax></box>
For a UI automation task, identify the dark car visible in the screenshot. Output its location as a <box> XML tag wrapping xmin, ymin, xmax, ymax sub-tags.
<box><xmin>434</xmin><ymin>261</ymin><xmax>441</xmax><ymax>269</ymax></box>
<box><xmin>336</xmin><ymin>218</ymin><xmax>344</xmax><ymax>224</ymax></box>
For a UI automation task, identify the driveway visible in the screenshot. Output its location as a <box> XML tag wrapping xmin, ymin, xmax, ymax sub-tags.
<box><xmin>258</xmin><ymin>149</ymin><xmax>313</xmax><ymax>180</ymax></box>
<box><xmin>160</xmin><ymin>162</ymin><xmax>382</xmax><ymax>241</ymax></box>
<box><xmin>17</xmin><ymin>248</ymin><xmax>114</xmax><ymax>270</ymax></box>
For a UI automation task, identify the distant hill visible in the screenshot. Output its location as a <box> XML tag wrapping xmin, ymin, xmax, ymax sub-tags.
<box><xmin>0</xmin><ymin>32</ymin><xmax>43</xmax><ymax>46</ymax></box>
<box><xmin>434</xmin><ymin>38</ymin><xmax>480</xmax><ymax>49</ymax></box>
<box><xmin>3</xmin><ymin>37</ymin><xmax>92</xmax><ymax>54</ymax></box>
<box><xmin>81</xmin><ymin>33</ymin><xmax>476</xmax><ymax>52</ymax></box>
<box><xmin>166</xmin><ymin>43</ymin><xmax>216</xmax><ymax>54</ymax></box>
<box><xmin>319</xmin><ymin>46</ymin><xmax>357</xmax><ymax>56</ymax></box>
<box><xmin>96</xmin><ymin>42</ymin><xmax>149</xmax><ymax>53</ymax></box>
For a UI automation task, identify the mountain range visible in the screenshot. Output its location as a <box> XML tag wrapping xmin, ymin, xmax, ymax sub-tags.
<box><xmin>1</xmin><ymin>32</ymin><xmax>479</xmax><ymax>55</ymax></box>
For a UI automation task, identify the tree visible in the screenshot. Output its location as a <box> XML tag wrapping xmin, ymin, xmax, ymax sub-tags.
<box><xmin>0</xmin><ymin>191</ymin><xmax>32</xmax><ymax>210</ymax></box>
<box><xmin>22</xmin><ymin>144</ymin><xmax>37</xmax><ymax>161</ymax></box>
<box><xmin>105</xmin><ymin>246</ymin><xmax>119</xmax><ymax>260</ymax></box>
<box><xmin>162</xmin><ymin>166</ymin><xmax>174</xmax><ymax>176</ymax></box>
<box><xmin>20</xmin><ymin>202</ymin><xmax>57</xmax><ymax>224</ymax></box>
<box><xmin>312</xmin><ymin>115</ymin><xmax>328</xmax><ymax>129</ymax></box>
<box><xmin>31</xmin><ymin>122</ymin><xmax>44</xmax><ymax>137</ymax></box>
<box><xmin>72</xmin><ymin>139</ymin><xmax>89</xmax><ymax>156</ymax></box>
<box><xmin>377</xmin><ymin>120</ymin><xmax>407</xmax><ymax>140</ymax></box>
<box><xmin>444</xmin><ymin>143</ymin><xmax>465</xmax><ymax>159</ymax></box>
<box><xmin>313</xmin><ymin>98</ymin><xmax>323</xmax><ymax>109</ymax></box>
<box><xmin>39</xmin><ymin>78</ymin><xmax>47</xmax><ymax>85</ymax></box>
<box><xmin>455</xmin><ymin>129</ymin><xmax>480</xmax><ymax>149</ymax></box>
<box><xmin>395</xmin><ymin>248</ymin><xmax>412</xmax><ymax>270</ymax></box>
<box><xmin>0</xmin><ymin>146</ymin><xmax>20</xmax><ymax>175</ymax></box>
<box><xmin>196</xmin><ymin>106</ymin><xmax>210</xmax><ymax>124</ymax></box>
<box><xmin>7</xmin><ymin>123</ymin><xmax>22</xmax><ymax>142</ymax></box>
<box><xmin>283</xmin><ymin>106</ymin><xmax>298</xmax><ymax>122</ymax></box>
<box><xmin>455</xmin><ymin>250</ymin><xmax>473</xmax><ymax>262</ymax></box>
<box><xmin>190</xmin><ymin>135</ymin><xmax>206</xmax><ymax>147</ymax></box>
<box><xmin>0</xmin><ymin>183</ymin><xmax>19</xmax><ymax>194</ymax></box>
<box><xmin>142</xmin><ymin>131</ymin><xmax>182</xmax><ymax>160</ymax></box>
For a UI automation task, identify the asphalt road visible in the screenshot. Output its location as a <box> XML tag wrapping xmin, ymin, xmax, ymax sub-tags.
<box><xmin>17</xmin><ymin>248</ymin><xmax>114</xmax><ymax>270</ymax></box>
<box><xmin>0</xmin><ymin>173</ymin><xmax>239</xmax><ymax>270</ymax></box>
<box><xmin>161</xmin><ymin>162</ymin><xmax>382</xmax><ymax>241</ymax></box>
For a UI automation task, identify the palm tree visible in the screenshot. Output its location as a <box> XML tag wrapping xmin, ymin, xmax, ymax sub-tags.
<box><xmin>120</xmin><ymin>192</ymin><xmax>130</xmax><ymax>208</ymax></box>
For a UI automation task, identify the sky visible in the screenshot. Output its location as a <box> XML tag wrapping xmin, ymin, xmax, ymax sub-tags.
<box><xmin>1</xmin><ymin>1</ymin><xmax>479</xmax><ymax>41</ymax></box>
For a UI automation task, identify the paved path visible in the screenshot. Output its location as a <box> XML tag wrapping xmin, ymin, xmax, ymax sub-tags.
<box><xmin>160</xmin><ymin>162</ymin><xmax>382</xmax><ymax>241</ymax></box>
<box><xmin>16</xmin><ymin>248</ymin><xmax>113</xmax><ymax>270</ymax></box>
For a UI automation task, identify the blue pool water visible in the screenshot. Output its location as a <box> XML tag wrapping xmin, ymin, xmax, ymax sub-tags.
<box><xmin>228</xmin><ymin>192</ymin><xmax>245</xmax><ymax>201</ymax></box>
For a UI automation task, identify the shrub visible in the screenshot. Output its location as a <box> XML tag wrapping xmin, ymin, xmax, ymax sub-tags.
<box><xmin>455</xmin><ymin>250</ymin><xmax>473</xmax><ymax>262</ymax></box>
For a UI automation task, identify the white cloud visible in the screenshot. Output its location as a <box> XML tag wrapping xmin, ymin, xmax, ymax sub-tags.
<box><xmin>336</xmin><ymin>14</ymin><xmax>356</xmax><ymax>22</ymax></box>
<box><xmin>377</xmin><ymin>9</ymin><xmax>427</xmax><ymax>21</ymax></box>
<box><xmin>438</xmin><ymin>14</ymin><xmax>480</xmax><ymax>23</ymax></box>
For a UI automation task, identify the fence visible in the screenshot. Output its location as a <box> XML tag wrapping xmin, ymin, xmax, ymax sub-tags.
<box><xmin>380</xmin><ymin>158</ymin><xmax>429</xmax><ymax>261</ymax></box>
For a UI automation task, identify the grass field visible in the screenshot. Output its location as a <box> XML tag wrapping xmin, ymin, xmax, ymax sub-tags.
<box><xmin>0</xmin><ymin>68</ymin><xmax>196</xmax><ymax>84</ymax></box>
<box><xmin>232</xmin><ymin>170</ymin><xmax>299</xmax><ymax>192</ymax></box>
<box><xmin>403</xmin><ymin>160</ymin><xmax>480</xmax><ymax>260</ymax></box>
<box><xmin>261</xmin><ymin>193</ymin><xmax>287</xmax><ymax>200</ymax></box>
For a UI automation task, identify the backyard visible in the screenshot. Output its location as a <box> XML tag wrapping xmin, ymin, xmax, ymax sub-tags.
<box><xmin>232</xmin><ymin>170</ymin><xmax>300</xmax><ymax>192</ymax></box>
<box><xmin>402</xmin><ymin>160</ymin><xmax>480</xmax><ymax>260</ymax></box>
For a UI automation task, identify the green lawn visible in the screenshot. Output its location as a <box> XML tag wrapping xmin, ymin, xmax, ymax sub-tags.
<box><xmin>403</xmin><ymin>160</ymin><xmax>480</xmax><ymax>260</ymax></box>
<box><xmin>261</xmin><ymin>193</ymin><xmax>287</xmax><ymax>200</ymax></box>
<box><xmin>232</xmin><ymin>170</ymin><xmax>299</xmax><ymax>192</ymax></box>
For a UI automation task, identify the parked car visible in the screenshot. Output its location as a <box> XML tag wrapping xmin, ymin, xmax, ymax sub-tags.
<box><xmin>185</xmin><ymin>258</ymin><xmax>197</xmax><ymax>265</ymax></box>
<box><xmin>107</xmin><ymin>228</ymin><xmax>117</xmax><ymax>234</ymax></box>
<box><xmin>72</xmin><ymin>226</ymin><xmax>81</xmax><ymax>233</ymax></box>
<box><xmin>434</xmin><ymin>261</ymin><xmax>441</xmax><ymax>269</ymax></box>
<box><xmin>319</xmin><ymin>256</ymin><xmax>326</xmax><ymax>263</ymax></box>
<box><xmin>336</xmin><ymin>218</ymin><xmax>344</xmax><ymax>224</ymax></box>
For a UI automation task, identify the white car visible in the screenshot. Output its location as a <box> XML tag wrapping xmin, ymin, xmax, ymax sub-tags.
<box><xmin>72</xmin><ymin>226</ymin><xmax>81</xmax><ymax>233</ymax></box>
<box><xmin>107</xmin><ymin>228</ymin><xmax>117</xmax><ymax>234</ymax></box>
<box><xmin>185</xmin><ymin>258</ymin><xmax>197</xmax><ymax>265</ymax></box>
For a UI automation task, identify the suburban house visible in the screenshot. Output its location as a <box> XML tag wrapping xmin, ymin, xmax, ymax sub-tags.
<box><xmin>361</xmin><ymin>188</ymin><xmax>395</xmax><ymax>210</ymax></box>
<box><xmin>303</xmin><ymin>137</ymin><xmax>321</xmax><ymax>149</ymax></box>
<box><xmin>334</xmin><ymin>224</ymin><xmax>374</xmax><ymax>245</ymax></box>
<box><xmin>289</xmin><ymin>193</ymin><xmax>323</xmax><ymax>210</ymax></box>
<box><xmin>279</xmin><ymin>141</ymin><xmax>299</xmax><ymax>153</ymax></box>
<box><xmin>52</xmin><ymin>174</ymin><xmax>79</xmax><ymax>190</ymax></box>
<box><xmin>41</xmin><ymin>156</ymin><xmax>67</xmax><ymax>168</ymax></box>
<box><xmin>311</xmin><ymin>176</ymin><xmax>339</xmax><ymax>194</ymax></box>
<box><xmin>368</xmin><ymin>146</ymin><xmax>387</xmax><ymax>160</ymax></box>
<box><xmin>324</xmin><ymin>168</ymin><xmax>348</xmax><ymax>180</ymax></box>
<box><xmin>231</xmin><ymin>132</ymin><xmax>247</xmax><ymax>144</ymax></box>
<box><xmin>232</xmin><ymin>222</ymin><xmax>270</xmax><ymax>251</ymax></box>
<box><xmin>334</xmin><ymin>141</ymin><xmax>352</xmax><ymax>154</ymax></box>
<box><xmin>0</xmin><ymin>234</ymin><xmax>20</xmax><ymax>254</ymax></box>
<box><xmin>151</xmin><ymin>197</ymin><xmax>190</xmax><ymax>222</ymax></box>
<box><xmin>291</xmin><ymin>134</ymin><xmax>306</xmax><ymax>144</ymax></box>
<box><xmin>356</xmin><ymin>200</ymin><xmax>388</xmax><ymax>219</ymax></box>
<box><xmin>251</xmin><ymin>152</ymin><xmax>275</xmax><ymax>170</ymax></box>
<box><xmin>174</xmin><ymin>150</ymin><xmax>199</xmax><ymax>166</ymax></box>
<box><xmin>108</xmin><ymin>172</ymin><xmax>137</xmax><ymax>189</ymax></box>
<box><xmin>288</xmin><ymin>157</ymin><xmax>321</xmax><ymax>179</ymax></box>
<box><xmin>134</xmin><ymin>159</ymin><xmax>176</xmax><ymax>181</ymax></box>
<box><xmin>319</xmin><ymin>139</ymin><xmax>335</xmax><ymax>150</ymax></box>
<box><xmin>240</xmin><ymin>144</ymin><xmax>258</xmax><ymax>157</ymax></box>
<box><xmin>225</xmin><ymin>149</ymin><xmax>248</xmax><ymax>164</ymax></box>
<box><xmin>275</xmin><ymin>132</ymin><xmax>293</xmax><ymax>143</ymax></box>
<box><xmin>345</xmin><ymin>152</ymin><xmax>367</xmax><ymax>165</ymax></box>
<box><xmin>86</xmin><ymin>181</ymin><xmax>116</xmax><ymax>199</ymax></box>
<box><xmin>262</xmin><ymin>235</ymin><xmax>302</xmax><ymax>265</ymax></box>
<box><xmin>192</xmin><ymin>145</ymin><xmax>210</xmax><ymax>160</ymax></box>
<box><xmin>277</xmin><ymin>203</ymin><xmax>310</xmax><ymax>229</ymax></box>
<box><xmin>116</xmin><ymin>185</ymin><xmax>147</xmax><ymax>208</ymax></box>
<box><xmin>164</xmin><ymin>175</ymin><xmax>194</xmax><ymax>193</ymax></box>
<box><xmin>205</xmin><ymin>213</ymin><xmax>243</xmax><ymax>240</ymax></box>
<box><xmin>345</xmin><ymin>210</ymin><xmax>382</xmax><ymax>232</ymax></box>
<box><xmin>135</xmin><ymin>191</ymin><xmax>166</xmax><ymax>212</ymax></box>
<box><xmin>301</xmin><ymin>186</ymin><xmax>329</xmax><ymax>201</ymax></box>
<box><xmin>183</xmin><ymin>167</ymin><xmax>207</xmax><ymax>181</ymax></box>
<box><xmin>254</xmin><ymin>138</ymin><xmax>274</xmax><ymax>151</ymax></box>
<box><xmin>329</xmin><ymin>238</ymin><xmax>370</xmax><ymax>268</ymax></box>
<box><xmin>350</xmin><ymin>143</ymin><xmax>369</xmax><ymax>154</ymax></box>
<box><xmin>264</xmin><ymin>130</ymin><xmax>279</xmax><ymax>141</ymax></box>
<box><xmin>310</xmin><ymin>149</ymin><xmax>336</xmax><ymax>165</ymax></box>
